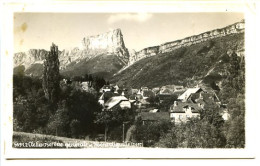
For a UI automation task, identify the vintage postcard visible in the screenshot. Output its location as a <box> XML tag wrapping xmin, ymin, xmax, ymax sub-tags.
<box><xmin>0</xmin><ymin>0</ymin><xmax>258</xmax><ymax>161</ymax></box>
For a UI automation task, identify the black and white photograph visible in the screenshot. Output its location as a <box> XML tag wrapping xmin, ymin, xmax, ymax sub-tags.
<box><xmin>1</xmin><ymin>0</ymin><xmax>259</xmax><ymax>162</ymax></box>
<box><xmin>12</xmin><ymin>12</ymin><xmax>245</xmax><ymax>148</ymax></box>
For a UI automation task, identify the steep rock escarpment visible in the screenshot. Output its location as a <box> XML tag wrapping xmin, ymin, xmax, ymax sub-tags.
<box><xmin>82</xmin><ymin>28</ymin><xmax>129</xmax><ymax>61</ymax></box>
<box><xmin>59</xmin><ymin>28</ymin><xmax>129</xmax><ymax>70</ymax></box>
<box><xmin>14</xmin><ymin>49</ymin><xmax>49</xmax><ymax>69</ymax></box>
<box><xmin>128</xmin><ymin>20</ymin><xmax>245</xmax><ymax>65</ymax></box>
<box><xmin>14</xmin><ymin>29</ymin><xmax>129</xmax><ymax>74</ymax></box>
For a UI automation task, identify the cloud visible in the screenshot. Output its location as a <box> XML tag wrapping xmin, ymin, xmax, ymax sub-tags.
<box><xmin>107</xmin><ymin>13</ymin><xmax>153</xmax><ymax>24</ymax></box>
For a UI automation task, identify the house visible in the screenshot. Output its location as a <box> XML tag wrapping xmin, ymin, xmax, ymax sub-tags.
<box><xmin>99</xmin><ymin>84</ymin><xmax>120</xmax><ymax>93</ymax></box>
<box><xmin>98</xmin><ymin>91</ymin><xmax>119</xmax><ymax>107</ymax></box>
<box><xmin>99</xmin><ymin>85</ymin><xmax>112</xmax><ymax>93</ymax></box>
<box><xmin>131</xmin><ymin>88</ymin><xmax>139</xmax><ymax>95</ymax></box>
<box><xmin>149</xmin><ymin>109</ymin><xmax>159</xmax><ymax>113</ymax></box>
<box><xmin>221</xmin><ymin>110</ymin><xmax>230</xmax><ymax>121</ymax></box>
<box><xmin>81</xmin><ymin>81</ymin><xmax>90</xmax><ymax>91</ymax></box>
<box><xmin>172</xmin><ymin>90</ymin><xmax>185</xmax><ymax>98</ymax></box>
<box><xmin>158</xmin><ymin>94</ymin><xmax>175</xmax><ymax>103</ymax></box>
<box><xmin>113</xmin><ymin>84</ymin><xmax>120</xmax><ymax>94</ymax></box>
<box><xmin>220</xmin><ymin>104</ymin><xmax>230</xmax><ymax>121</ymax></box>
<box><xmin>104</xmin><ymin>96</ymin><xmax>131</xmax><ymax>111</ymax></box>
<box><xmin>152</xmin><ymin>87</ymin><xmax>160</xmax><ymax>94</ymax></box>
<box><xmin>177</xmin><ymin>87</ymin><xmax>203</xmax><ymax>102</ymax></box>
<box><xmin>174</xmin><ymin>85</ymin><xmax>184</xmax><ymax>91</ymax></box>
<box><xmin>113</xmin><ymin>84</ymin><xmax>120</xmax><ymax>91</ymax></box>
<box><xmin>98</xmin><ymin>93</ymin><xmax>105</xmax><ymax>106</ymax></box>
<box><xmin>138</xmin><ymin>112</ymin><xmax>170</xmax><ymax>125</ymax></box>
<box><xmin>141</xmin><ymin>86</ymin><xmax>149</xmax><ymax>91</ymax></box>
<box><xmin>159</xmin><ymin>88</ymin><xmax>174</xmax><ymax>95</ymax></box>
<box><xmin>159</xmin><ymin>85</ymin><xmax>184</xmax><ymax>94</ymax></box>
<box><xmin>135</xmin><ymin>89</ymin><xmax>143</xmax><ymax>100</ymax></box>
<box><xmin>143</xmin><ymin>90</ymin><xmax>155</xmax><ymax>98</ymax></box>
<box><xmin>169</xmin><ymin>101</ymin><xmax>201</xmax><ymax>124</ymax></box>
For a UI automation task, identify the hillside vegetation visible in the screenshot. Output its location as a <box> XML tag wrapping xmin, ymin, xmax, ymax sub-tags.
<box><xmin>111</xmin><ymin>33</ymin><xmax>244</xmax><ymax>89</ymax></box>
<box><xmin>60</xmin><ymin>54</ymin><xmax>125</xmax><ymax>79</ymax></box>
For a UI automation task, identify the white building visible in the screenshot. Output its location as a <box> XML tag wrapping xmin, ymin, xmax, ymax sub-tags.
<box><xmin>169</xmin><ymin>101</ymin><xmax>201</xmax><ymax>124</ymax></box>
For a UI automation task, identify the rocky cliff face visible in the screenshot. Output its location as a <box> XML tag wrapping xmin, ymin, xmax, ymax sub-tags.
<box><xmin>59</xmin><ymin>28</ymin><xmax>129</xmax><ymax>69</ymax></box>
<box><xmin>14</xmin><ymin>29</ymin><xmax>129</xmax><ymax>71</ymax></box>
<box><xmin>14</xmin><ymin>49</ymin><xmax>49</xmax><ymax>69</ymax></box>
<box><xmin>82</xmin><ymin>28</ymin><xmax>128</xmax><ymax>59</ymax></box>
<box><xmin>128</xmin><ymin>20</ymin><xmax>245</xmax><ymax>65</ymax></box>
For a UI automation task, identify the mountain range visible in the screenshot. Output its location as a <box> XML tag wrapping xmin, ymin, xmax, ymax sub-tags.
<box><xmin>13</xmin><ymin>20</ymin><xmax>245</xmax><ymax>89</ymax></box>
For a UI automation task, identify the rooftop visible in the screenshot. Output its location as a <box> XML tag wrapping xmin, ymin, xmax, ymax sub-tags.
<box><xmin>104</xmin><ymin>96</ymin><xmax>129</xmax><ymax>110</ymax></box>
<box><xmin>178</xmin><ymin>88</ymin><xmax>203</xmax><ymax>100</ymax></box>
<box><xmin>170</xmin><ymin>102</ymin><xmax>201</xmax><ymax>113</ymax></box>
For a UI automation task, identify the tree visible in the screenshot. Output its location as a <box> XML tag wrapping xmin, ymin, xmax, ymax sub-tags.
<box><xmin>47</xmin><ymin>100</ymin><xmax>70</xmax><ymax>137</ymax></box>
<box><xmin>70</xmin><ymin>119</ymin><xmax>81</xmax><ymax>138</ymax></box>
<box><xmin>155</xmin><ymin>128</ymin><xmax>178</xmax><ymax>148</ymax></box>
<box><xmin>42</xmin><ymin>43</ymin><xmax>60</xmax><ymax>108</ymax></box>
<box><xmin>156</xmin><ymin>117</ymin><xmax>225</xmax><ymax>148</ymax></box>
<box><xmin>222</xmin><ymin>94</ymin><xmax>245</xmax><ymax>148</ymax></box>
<box><xmin>95</xmin><ymin>108</ymin><xmax>135</xmax><ymax>142</ymax></box>
<box><xmin>68</xmin><ymin>90</ymin><xmax>101</xmax><ymax>134</ymax></box>
<box><xmin>132</xmin><ymin>117</ymin><xmax>172</xmax><ymax>147</ymax></box>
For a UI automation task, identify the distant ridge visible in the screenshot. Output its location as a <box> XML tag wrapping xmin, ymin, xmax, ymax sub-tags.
<box><xmin>128</xmin><ymin>20</ymin><xmax>245</xmax><ymax>65</ymax></box>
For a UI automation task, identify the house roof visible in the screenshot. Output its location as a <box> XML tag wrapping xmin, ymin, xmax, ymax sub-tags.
<box><xmin>174</xmin><ymin>85</ymin><xmax>184</xmax><ymax>90</ymax></box>
<box><xmin>170</xmin><ymin>102</ymin><xmax>187</xmax><ymax>113</ymax></box>
<box><xmin>178</xmin><ymin>88</ymin><xmax>202</xmax><ymax>100</ymax></box>
<box><xmin>152</xmin><ymin>88</ymin><xmax>160</xmax><ymax>94</ymax></box>
<box><xmin>131</xmin><ymin>89</ymin><xmax>139</xmax><ymax>94</ymax></box>
<box><xmin>143</xmin><ymin>90</ymin><xmax>155</xmax><ymax>97</ymax></box>
<box><xmin>141</xmin><ymin>86</ymin><xmax>149</xmax><ymax>90</ymax></box>
<box><xmin>158</xmin><ymin>94</ymin><xmax>175</xmax><ymax>100</ymax></box>
<box><xmin>104</xmin><ymin>96</ymin><xmax>129</xmax><ymax>110</ymax></box>
<box><xmin>139</xmin><ymin>112</ymin><xmax>170</xmax><ymax>121</ymax></box>
<box><xmin>173</xmin><ymin>90</ymin><xmax>185</xmax><ymax>97</ymax></box>
<box><xmin>101</xmin><ymin>85</ymin><xmax>112</xmax><ymax>89</ymax></box>
<box><xmin>188</xmin><ymin>91</ymin><xmax>219</xmax><ymax>104</ymax></box>
<box><xmin>170</xmin><ymin>102</ymin><xmax>201</xmax><ymax>113</ymax></box>
<box><xmin>99</xmin><ymin>93</ymin><xmax>105</xmax><ymax>100</ymax></box>
<box><xmin>160</xmin><ymin>88</ymin><xmax>174</xmax><ymax>94</ymax></box>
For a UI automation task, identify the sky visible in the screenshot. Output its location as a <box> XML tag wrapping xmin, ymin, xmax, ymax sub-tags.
<box><xmin>14</xmin><ymin>13</ymin><xmax>244</xmax><ymax>53</ymax></box>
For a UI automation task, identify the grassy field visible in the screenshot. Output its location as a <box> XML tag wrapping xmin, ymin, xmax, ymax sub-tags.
<box><xmin>13</xmin><ymin>131</ymin><xmax>143</xmax><ymax>148</ymax></box>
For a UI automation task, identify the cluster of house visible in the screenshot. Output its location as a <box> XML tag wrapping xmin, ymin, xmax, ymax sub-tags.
<box><xmin>90</xmin><ymin>83</ymin><xmax>230</xmax><ymax>125</ymax></box>
<box><xmin>97</xmin><ymin>84</ymin><xmax>150</xmax><ymax>111</ymax></box>
<box><xmin>97</xmin><ymin>84</ymin><xmax>182</xmax><ymax>111</ymax></box>
<box><xmin>140</xmin><ymin>87</ymin><xmax>230</xmax><ymax>124</ymax></box>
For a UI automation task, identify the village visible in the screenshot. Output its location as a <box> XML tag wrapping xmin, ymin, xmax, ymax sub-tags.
<box><xmin>66</xmin><ymin>78</ymin><xmax>230</xmax><ymax>126</ymax></box>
